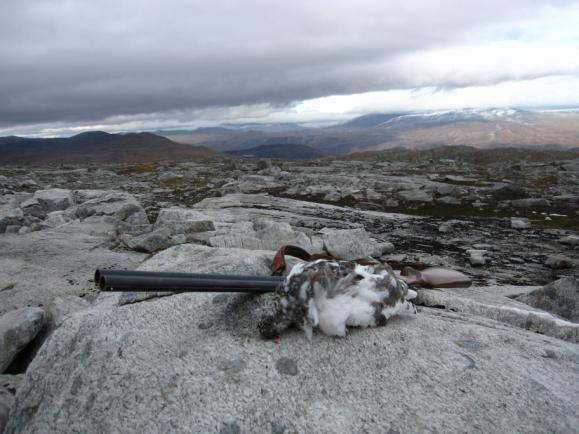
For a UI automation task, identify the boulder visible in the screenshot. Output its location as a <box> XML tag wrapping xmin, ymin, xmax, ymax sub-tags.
<box><xmin>515</xmin><ymin>277</ymin><xmax>579</xmax><ymax>323</ymax></box>
<box><xmin>19</xmin><ymin>199</ymin><xmax>46</xmax><ymax>219</ymax></box>
<box><xmin>42</xmin><ymin>210</ymin><xmax>73</xmax><ymax>228</ymax></box>
<box><xmin>18</xmin><ymin>180</ymin><xmax>37</xmax><ymax>189</ymax></box>
<box><xmin>436</xmin><ymin>184</ymin><xmax>466</xmax><ymax>197</ymax></box>
<box><xmin>320</xmin><ymin>228</ymin><xmax>381</xmax><ymax>259</ymax></box>
<box><xmin>377</xmin><ymin>241</ymin><xmax>395</xmax><ymax>255</ymax></box>
<box><xmin>545</xmin><ymin>255</ymin><xmax>574</xmax><ymax>270</ymax></box>
<box><xmin>126</xmin><ymin>228</ymin><xmax>173</xmax><ymax>253</ymax></box>
<box><xmin>114</xmin><ymin>203</ymin><xmax>150</xmax><ymax>226</ymax></box>
<box><xmin>492</xmin><ymin>183</ymin><xmax>528</xmax><ymax>201</ymax></box>
<box><xmin>4</xmin><ymin>225</ymin><xmax>21</xmax><ymax>234</ymax></box>
<box><xmin>0</xmin><ymin>205</ymin><xmax>23</xmax><ymax>233</ymax></box>
<box><xmin>511</xmin><ymin>198</ymin><xmax>551</xmax><ymax>209</ymax></box>
<box><xmin>74</xmin><ymin>190</ymin><xmax>144</xmax><ymax>218</ymax></box>
<box><xmin>0</xmin><ymin>308</ymin><xmax>46</xmax><ymax>372</ymax></box>
<box><xmin>560</xmin><ymin>235</ymin><xmax>579</xmax><ymax>247</ymax></box>
<box><xmin>205</xmin><ymin>219</ymin><xmax>316</xmax><ymax>252</ymax></box>
<box><xmin>397</xmin><ymin>189</ymin><xmax>433</xmax><ymax>203</ymax></box>
<box><xmin>32</xmin><ymin>189</ymin><xmax>73</xmax><ymax>212</ymax></box>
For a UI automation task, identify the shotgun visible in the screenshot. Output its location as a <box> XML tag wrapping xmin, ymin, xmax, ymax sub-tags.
<box><xmin>95</xmin><ymin>265</ymin><xmax>471</xmax><ymax>293</ymax></box>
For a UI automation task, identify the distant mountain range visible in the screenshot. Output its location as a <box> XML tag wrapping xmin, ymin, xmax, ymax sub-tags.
<box><xmin>0</xmin><ymin>131</ymin><xmax>216</xmax><ymax>165</ymax></box>
<box><xmin>2</xmin><ymin>108</ymin><xmax>578</xmax><ymax>165</ymax></box>
<box><xmin>164</xmin><ymin>108</ymin><xmax>579</xmax><ymax>157</ymax></box>
<box><xmin>225</xmin><ymin>143</ymin><xmax>327</xmax><ymax>159</ymax></box>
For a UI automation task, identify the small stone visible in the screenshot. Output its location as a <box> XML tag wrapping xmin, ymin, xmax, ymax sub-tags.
<box><xmin>17</xmin><ymin>226</ymin><xmax>32</xmax><ymax>235</ymax></box>
<box><xmin>19</xmin><ymin>180</ymin><xmax>38</xmax><ymax>189</ymax></box>
<box><xmin>212</xmin><ymin>294</ymin><xmax>229</xmax><ymax>304</ymax></box>
<box><xmin>511</xmin><ymin>217</ymin><xmax>531</xmax><ymax>229</ymax></box>
<box><xmin>467</xmin><ymin>250</ymin><xmax>487</xmax><ymax>267</ymax></box>
<box><xmin>438</xmin><ymin>221</ymin><xmax>459</xmax><ymax>233</ymax></box>
<box><xmin>271</xmin><ymin>422</ymin><xmax>289</xmax><ymax>434</ymax></box>
<box><xmin>378</xmin><ymin>242</ymin><xmax>395</xmax><ymax>255</ymax></box>
<box><xmin>320</xmin><ymin>228</ymin><xmax>380</xmax><ymax>260</ymax></box>
<box><xmin>218</xmin><ymin>357</ymin><xmax>247</xmax><ymax>374</ymax></box>
<box><xmin>276</xmin><ymin>357</ymin><xmax>298</xmax><ymax>376</ymax></box>
<box><xmin>219</xmin><ymin>422</ymin><xmax>241</xmax><ymax>434</ymax></box>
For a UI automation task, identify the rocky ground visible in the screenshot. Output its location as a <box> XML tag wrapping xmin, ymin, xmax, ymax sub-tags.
<box><xmin>0</xmin><ymin>156</ymin><xmax>578</xmax><ymax>433</ymax></box>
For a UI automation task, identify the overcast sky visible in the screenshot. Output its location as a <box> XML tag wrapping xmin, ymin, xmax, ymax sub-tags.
<box><xmin>1</xmin><ymin>0</ymin><xmax>578</xmax><ymax>136</ymax></box>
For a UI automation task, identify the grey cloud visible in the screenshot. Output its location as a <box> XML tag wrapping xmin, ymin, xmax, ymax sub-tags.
<box><xmin>0</xmin><ymin>0</ymin><xmax>575</xmax><ymax>130</ymax></box>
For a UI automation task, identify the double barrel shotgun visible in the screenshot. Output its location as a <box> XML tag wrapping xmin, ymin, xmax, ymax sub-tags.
<box><xmin>95</xmin><ymin>245</ymin><xmax>472</xmax><ymax>294</ymax></box>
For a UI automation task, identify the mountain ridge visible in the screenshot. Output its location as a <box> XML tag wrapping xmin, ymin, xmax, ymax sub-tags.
<box><xmin>0</xmin><ymin>131</ymin><xmax>218</xmax><ymax>165</ymax></box>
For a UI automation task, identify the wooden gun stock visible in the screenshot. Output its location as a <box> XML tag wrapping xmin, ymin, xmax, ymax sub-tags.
<box><xmin>399</xmin><ymin>266</ymin><xmax>472</xmax><ymax>288</ymax></box>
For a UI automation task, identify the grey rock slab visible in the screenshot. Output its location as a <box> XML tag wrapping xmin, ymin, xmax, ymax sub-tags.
<box><xmin>416</xmin><ymin>288</ymin><xmax>579</xmax><ymax>343</ymax></box>
<box><xmin>73</xmin><ymin>190</ymin><xmax>143</xmax><ymax>218</ymax></box>
<box><xmin>0</xmin><ymin>308</ymin><xmax>46</xmax><ymax>372</ymax></box>
<box><xmin>6</xmin><ymin>288</ymin><xmax>579</xmax><ymax>433</ymax></box>
<box><xmin>515</xmin><ymin>277</ymin><xmax>579</xmax><ymax>323</ymax></box>
<box><xmin>47</xmin><ymin>296</ymin><xmax>91</xmax><ymax>327</ymax></box>
<box><xmin>320</xmin><ymin>228</ymin><xmax>380</xmax><ymax>260</ymax></box>
<box><xmin>0</xmin><ymin>374</ymin><xmax>23</xmax><ymax>433</ymax></box>
<box><xmin>192</xmin><ymin>194</ymin><xmax>415</xmax><ymax>230</ymax></box>
<box><xmin>209</xmin><ymin>219</ymin><xmax>314</xmax><ymax>252</ymax></box>
<box><xmin>154</xmin><ymin>207</ymin><xmax>213</xmax><ymax>228</ymax></box>
<box><xmin>163</xmin><ymin>220</ymin><xmax>215</xmax><ymax>236</ymax></box>
<box><xmin>0</xmin><ymin>225</ymin><xmax>146</xmax><ymax>317</ymax></box>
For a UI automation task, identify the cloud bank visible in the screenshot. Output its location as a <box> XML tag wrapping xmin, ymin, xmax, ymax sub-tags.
<box><xmin>0</xmin><ymin>0</ymin><xmax>578</xmax><ymax>135</ymax></box>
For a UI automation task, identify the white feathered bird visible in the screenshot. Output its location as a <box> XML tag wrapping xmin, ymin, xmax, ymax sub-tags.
<box><xmin>259</xmin><ymin>260</ymin><xmax>417</xmax><ymax>338</ymax></box>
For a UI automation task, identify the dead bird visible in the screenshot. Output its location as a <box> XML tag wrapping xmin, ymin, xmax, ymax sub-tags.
<box><xmin>258</xmin><ymin>260</ymin><xmax>417</xmax><ymax>339</ymax></box>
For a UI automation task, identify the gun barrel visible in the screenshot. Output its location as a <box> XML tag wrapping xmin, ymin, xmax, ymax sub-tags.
<box><xmin>96</xmin><ymin>269</ymin><xmax>284</xmax><ymax>293</ymax></box>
